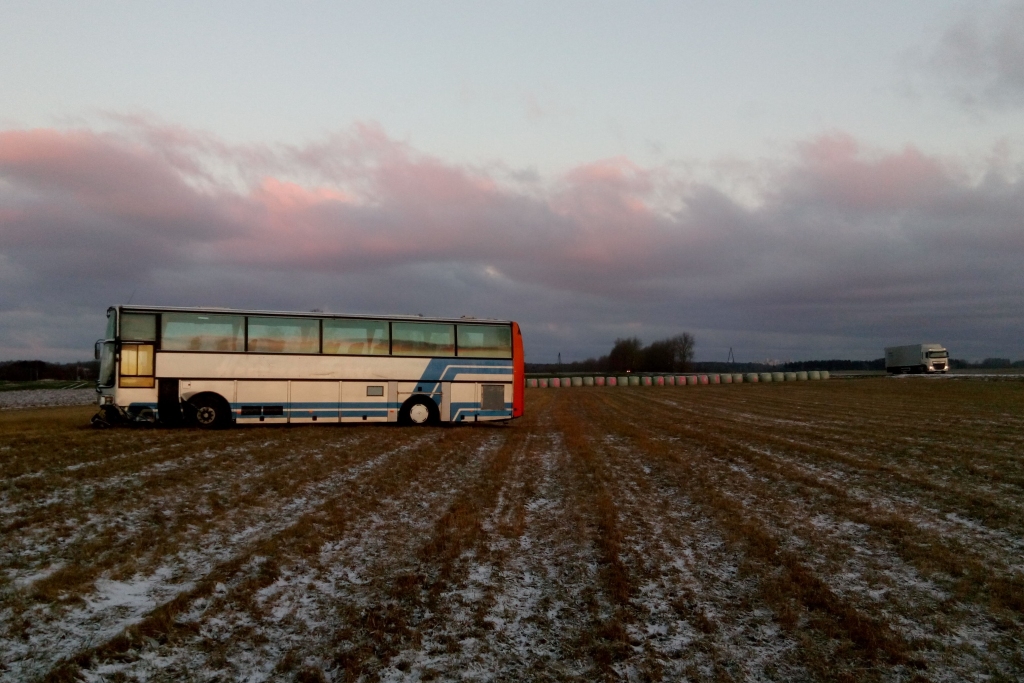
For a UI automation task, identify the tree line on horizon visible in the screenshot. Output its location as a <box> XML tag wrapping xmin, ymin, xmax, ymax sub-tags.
<box><xmin>526</xmin><ymin>343</ymin><xmax>1024</xmax><ymax>375</ymax></box>
<box><xmin>950</xmin><ymin>358</ymin><xmax>1024</xmax><ymax>369</ymax></box>
<box><xmin>527</xmin><ymin>334</ymin><xmax>696</xmax><ymax>374</ymax></box>
<box><xmin>0</xmin><ymin>360</ymin><xmax>98</xmax><ymax>382</ymax></box>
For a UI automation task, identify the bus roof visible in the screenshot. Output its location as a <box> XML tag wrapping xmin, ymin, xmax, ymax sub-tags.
<box><xmin>114</xmin><ymin>305</ymin><xmax>513</xmax><ymax>325</ymax></box>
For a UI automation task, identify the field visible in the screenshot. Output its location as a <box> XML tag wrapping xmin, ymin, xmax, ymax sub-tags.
<box><xmin>1</xmin><ymin>379</ymin><xmax>1022</xmax><ymax>682</ymax></box>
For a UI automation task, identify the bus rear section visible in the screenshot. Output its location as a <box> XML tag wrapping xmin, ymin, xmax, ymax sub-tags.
<box><xmin>95</xmin><ymin>306</ymin><xmax>524</xmax><ymax>427</ymax></box>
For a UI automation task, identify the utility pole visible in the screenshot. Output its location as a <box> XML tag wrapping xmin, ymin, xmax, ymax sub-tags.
<box><xmin>557</xmin><ymin>352</ymin><xmax>561</xmax><ymax>374</ymax></box>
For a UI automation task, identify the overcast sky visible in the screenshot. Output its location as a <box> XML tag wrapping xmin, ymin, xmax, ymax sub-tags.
<box><xmin>2</xmin><ymin>1</ymin><xmax>1023</xmax><ymax>363</ymax></box>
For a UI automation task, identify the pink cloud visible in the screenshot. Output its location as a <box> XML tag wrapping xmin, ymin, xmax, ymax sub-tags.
<box><xmin>252</xmin><ymin>177</ymin><xmax>351</xmax><ymax>210</ymax></box>
<box><xmin>1</xmin><ymin>119</ymin><xmax>1022</xmax><ymax>306</ymax></box>
<box><xmin>0</xmin><ymin>128</ymin><xmax>220</xmax><ymax>225</ymax></box>
<box><xmin>791</xmin><ymin>132</ymin><xmax>950</xmax><ymax>211</ymax></box>
<box><xmin>3</xmin><ymin>119</ymin><xmax>1024</xmax><ymax>362</ymax></box>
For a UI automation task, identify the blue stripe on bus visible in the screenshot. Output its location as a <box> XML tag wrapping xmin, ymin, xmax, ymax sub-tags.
<box><xmin>450</xmin><ymin>401</ymin><xmax>512</xmax><ymax>422</ymax></box>
<box><xmin>141</xmin><ymin>390</ymin><xmax>511</xmax><ymax>423</ymax></box>
<box><xmin>233</xmin><ymin>401</ymin><xmax>397</xmax><ymax>419</ymax></box>
<box><xmin>414</xmin><ymin>358</ymin><xmax>513</xmax><ymax>394</ymax></box>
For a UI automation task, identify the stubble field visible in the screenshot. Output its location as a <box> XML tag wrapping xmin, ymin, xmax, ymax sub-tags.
<box><xmin>1</xmin><ymin>379</ymin><xmax>1022</xmax><ymax>682</ymax></box>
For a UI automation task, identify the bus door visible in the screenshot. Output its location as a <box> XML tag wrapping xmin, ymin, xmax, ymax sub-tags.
<box><xmin>440</xmin><ymin>382</ymin><xmax>451</xmax><ymax>421</ymax></box>
<box><xmin>157</xmin><ymin>379</ymin><xmax>183</xmax><ymax>425</ymax></box>
<box><xmin>119</xmin><ymin>343</ymin><xmax>155</xmax><ymax>388</ymax></box>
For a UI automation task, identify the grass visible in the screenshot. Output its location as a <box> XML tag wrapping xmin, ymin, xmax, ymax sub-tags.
<box><xmin>0</xmin><ymin>379</ymin><xmax>1022</xmax><ymax>681</ymax></box>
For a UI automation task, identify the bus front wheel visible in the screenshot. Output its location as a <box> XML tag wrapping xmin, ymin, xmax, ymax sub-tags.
<box><xmin>399</xmin><ymin>396</ymin><xmax>438</xmax><ymax>426</ymax></box>
<box><xmin>189</xmin><ymin>393</ymin><xmax>231</xmax><ymax>429</ymax></box>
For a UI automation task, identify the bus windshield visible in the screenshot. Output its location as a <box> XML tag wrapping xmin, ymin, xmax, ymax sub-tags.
<box><xmin>98</xmin><ymin>309</ymin><xmax>116</xmax><ymax>387</ymax></box>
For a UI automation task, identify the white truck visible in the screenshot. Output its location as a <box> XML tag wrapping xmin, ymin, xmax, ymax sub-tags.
<box><xmin>885</xmin><ymin>344</ymin><xmax>949</xmax><ymax>374</ymax></box>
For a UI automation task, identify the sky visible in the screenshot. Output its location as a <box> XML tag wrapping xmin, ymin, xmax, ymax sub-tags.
<box><xmin>1</xmin><ymin>1</ymin><xmax>1023</xmax><ymax>363</ymax></box>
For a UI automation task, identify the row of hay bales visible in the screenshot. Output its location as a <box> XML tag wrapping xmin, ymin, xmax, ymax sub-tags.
<box><xmin>526</xmin><ymin>371</ymin><xmax>830</xmax><ymax>388</ymax></box>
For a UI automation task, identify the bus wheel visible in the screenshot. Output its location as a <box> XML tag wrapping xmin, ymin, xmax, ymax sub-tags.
<box><xmin>190</xmin><ymin>394</ymin><xmax>230</xmax><ymax>429</ymax></box>
<box><xmin>400</xmin><ymin>396</ymin><xmax>438</xmax><ymax>426</ymax></box>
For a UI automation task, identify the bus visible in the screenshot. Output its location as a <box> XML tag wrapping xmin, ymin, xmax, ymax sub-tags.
<box><xmin>94</xmin><ymin>305</ymin><xmax>525</xmax><ymax>428</ymax></box>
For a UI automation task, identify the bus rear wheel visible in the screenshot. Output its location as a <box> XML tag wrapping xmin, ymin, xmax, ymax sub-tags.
<box><xmin>399</xmin><ymin>396</ymin><xmax>438</xmax><ymax>426</ymax></box>
<box><xmin>189</xmin><ymin>393</ymin><xmax>231</xmax><ymax>429</ymax></box>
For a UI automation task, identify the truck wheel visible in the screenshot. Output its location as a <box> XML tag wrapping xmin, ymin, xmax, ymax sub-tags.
<box><xmin>190</xmin><ymin>394</ymin><xmax>231</xmax><ymax>429</ymax></box>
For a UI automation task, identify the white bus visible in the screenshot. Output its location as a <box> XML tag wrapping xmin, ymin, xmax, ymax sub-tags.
<box><xmin>95</xmin><ymin>305</ymin><xmax>524</xmax><ymax>427</ymax></box>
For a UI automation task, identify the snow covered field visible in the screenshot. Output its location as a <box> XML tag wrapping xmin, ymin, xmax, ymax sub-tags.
<box><xmin>0</xmin><ymin>388</ymin><xmax>96</xmax><ymax>410</ymax></box>
<box><xmin>0</xmin><ymin>380</ymin><xmax>1021</xmax><ymax>682</ymax></box>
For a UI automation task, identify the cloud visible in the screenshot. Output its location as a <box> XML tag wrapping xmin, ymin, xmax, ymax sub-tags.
<box><xmin>928</xmin><ymin>1</ymin><xmax>1024</xmax><ymax>107</ymax></box>
<box><xmin>1</xmin><ymin>120</ymin><xmax>1023</xmax><ymax>362</ymax></box>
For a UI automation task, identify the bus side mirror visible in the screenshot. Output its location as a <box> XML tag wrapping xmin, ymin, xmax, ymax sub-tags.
<box><xmin>95</xmin><ymin>339</ymin><xmax>103</xmax><ymax>360</ymax></box>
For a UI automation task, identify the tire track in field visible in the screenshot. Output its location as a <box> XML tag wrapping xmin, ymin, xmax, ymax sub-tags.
<box><xmin>572</xmin><ymin>391</ymin><xmax>811</xmax><ymax>682</ymax></box>
<box><xmin>691</xmin><ymin>383</ymin><xmax>1024</xmax><ymax>492</ymax></box>
<box><xmin>375</xmin><ymin>391</ymin><xmax>607</xmax><ymax>680</ymax></box>
<box><xmin>468</xmin><ymin>428</ymin><xmax>597</xmax><ymax>679</ymax></box>
<box><xmin>4</xmin><ymin>429</ymin><xmax>429</xmax><ymax>683</ymax></box>
<box><xmin>5</xmin><ymin>384</ymin><xmax>1022</xmax><ymax>681</ymax></box>
<box><xmin>596</xmin><ymin>390</ymin><xmax>915</xmax><ymax>681</ymax></box>
<box><xmin>0</xmin><ymin>429</ymin><xmax>352</xmax><ymax>569</ymax></box>
<box><xmin>622</xmin><ymin>388</ymin><xmax>1024</xmax><ymax>679</ymax></box>
<box><xmin>37</xmin><ymin>426</ymin><xmax>502</xmax><ymax>683</ymax></box>
<box><xmin>639</xmin><ymin>391</ymin><xmax>1024</xmax><ymax>620</ymax></box>
<box><xmin>210</xmin><ymin>425</ymin><xmax>506</xmax><ymax>682</ymax></box>
<box><xmin>0</xmin><ymin>425</ymin><xmax>257</xmax><ymax>490</ymax></box>
<box><xmin>0</xmin><ymin>432</ymin><xmax>374</xmax><ymax>591</ymax></box>
<box><xmin>1</xmin><ymin>429</ymin><xmax>381</xmax><ymax>611</ymax></box>
<box><xmin>652</xmin><ymin>391</ymin><xmax>1024</xmax><ymax>535</ymax></box>
<box><xmin>735</xmin><ymin>414</ymin><xmax>1024</xmax><ymax>508</ymax></box>
<box><xmin>548</xmin><ymin>388</ymin><xmax>643</xmax><ymax>680</ymax></box>
<box><xmin>327</xmin><ymin>421</ymin><xmax>535</xmax><ymax>680</ymax></box>
<box><xmin>680</xmin><ymin>383</ymin><xmax>1023</xmax><ymax>474</ymax></box>
<box><xmin>1</xmin><ymin>428</ymin><xmax>347</xmax><ymax>524</ymax></box>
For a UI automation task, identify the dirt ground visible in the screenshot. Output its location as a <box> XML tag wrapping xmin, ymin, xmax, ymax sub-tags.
<box><xmin>0</xmin><ymin>379</ymin><xmax>1021</xmax><ymax>682</ymax></box>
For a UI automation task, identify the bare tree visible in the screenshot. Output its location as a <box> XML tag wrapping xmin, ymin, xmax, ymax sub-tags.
<box><xmin>641</xmin><ymin>333</ymin><xmax>694</xmax><ymax>372</ymax></box>
<box><xmin>667</xmin><ymin>333</ymin><xmax>695</xmax><ymax>371</ymax></box>
<box><xmin>608</xmin><ymin>337</ymin><xmax>644</xmax><ymax>372</ymax></box>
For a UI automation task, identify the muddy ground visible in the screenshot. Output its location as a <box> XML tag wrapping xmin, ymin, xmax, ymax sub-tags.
<box><xmin>0</xmin><ymin>379</ymin><xmax>1021</xmax><ymax>682</ymax></box>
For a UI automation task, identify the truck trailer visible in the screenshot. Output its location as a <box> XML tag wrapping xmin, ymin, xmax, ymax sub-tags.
<box><xmin>884</xmin><ymin>344</ymin><xmax>949</xmax><ymax>374</ymax></box>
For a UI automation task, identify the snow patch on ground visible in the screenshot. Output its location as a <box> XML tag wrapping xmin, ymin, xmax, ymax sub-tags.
<box><xmin>67</xmin><ymin>434</ymin><xmax>504</xmax><ymax>682</ymax></box>
<box><xmin>0</xmin><ymin>436</ymin><xmax>418</xmax><ymax>682</ymax></box>
<box><xmin>0</xmin><ymin>388</ymin><xmax>96</xmax><ymax>410</ymax></box>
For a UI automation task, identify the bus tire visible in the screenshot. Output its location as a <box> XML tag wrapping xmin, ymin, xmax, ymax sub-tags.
<box><xmin>399</xmin><ymin>396</ymin><xmax>438</xmax><ymax>426</ymax></box>
<box><xmin>189</xmin><ymin>393</ymin><xmax>231</xmax><ymax>429</ymax></box>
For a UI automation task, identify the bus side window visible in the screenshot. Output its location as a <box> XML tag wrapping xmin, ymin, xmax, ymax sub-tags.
<box><xmin>247</xmin><ymin>317</ymin><xmax>319</xmax><ymax>354</ymax></box>
<box><xmin>163</xmin><ymin>313</ymin><xmax>245</xmax><ymax>352</ymax></box>
<box><xmin>457</xmin><ymin>324</ymin><xmax>512</xmax><ymax>358</ymax></box>
<box><xmin>120</xmin><ymin>313</ymin><xmax>156</xmax><ymax>341</ymax></box>
<box><xmin>324</xmin><ymin>320</ymin><xmax>389</xmax><ymax>355</ymax></box>
<box><xmin>392</xmin><ymin>322</ymin><xmax>455</xmax><ymax>357</ymax></box>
